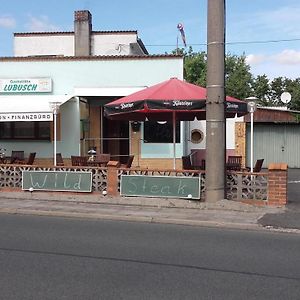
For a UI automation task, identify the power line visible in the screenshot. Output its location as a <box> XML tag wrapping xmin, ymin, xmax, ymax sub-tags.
<box><xmin>145</xmin><ymin>37</ymin><xmax>300</xmax><ymax>47</ymax></box>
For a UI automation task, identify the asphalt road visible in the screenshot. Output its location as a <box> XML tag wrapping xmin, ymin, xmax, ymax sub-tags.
<box><xmin>0</xmin><ymin>214</ymin><xmax>299</xmax><ymax>300</ymax></box>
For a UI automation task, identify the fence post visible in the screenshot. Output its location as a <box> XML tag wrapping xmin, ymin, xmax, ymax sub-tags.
<box><xmin>107</xmin><ymin>161</ymin><xmax>120</xmax><ymax>196</ymax></box>
<box><xmin>268</xmin><ymin>163</ymin><xmax>288</xmax><ymax>206</ymax></box>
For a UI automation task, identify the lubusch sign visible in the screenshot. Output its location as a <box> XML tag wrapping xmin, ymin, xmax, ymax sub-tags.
<box><xmin>0</xmin><ymin>78</ymin><xmax>52</xmax><ymax>93</ymax></box>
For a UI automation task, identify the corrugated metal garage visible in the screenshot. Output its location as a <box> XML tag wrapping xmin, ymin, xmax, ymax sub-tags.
<box><xmin>246</xmin><ymin>123</ymin><xmax>300</xmax><ymax>168</ymax></box>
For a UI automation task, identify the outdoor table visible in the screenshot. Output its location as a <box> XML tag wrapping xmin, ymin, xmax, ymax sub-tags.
<box><xmin>87</xmin><ymin>157</ymin><xmax>110</xmax><ymax>167</ymax></box>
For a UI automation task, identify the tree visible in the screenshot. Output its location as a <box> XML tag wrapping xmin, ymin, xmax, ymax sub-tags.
<box><xmin>225</xmin><ymin>54</ymin><xmax>253</xmax><ymax>100</ymax></box>
<box><xmin>252</xmin><ymin>74</ymin><xmax>270</xmax><ymax>106</ymax></box>
<box><xmin>177</xmin><ymin>48</ymin><xmax>253</xmax><ymax>100</ymax></box>
<box><xmin>184</xmin><ymin>48</ymin><xmax>207</xmax><ymax>87</ymax></box>
<box><xmin>269</xmin><ymin>77</ymin><xmax>286</xmax><ymax>105</ymax></box>
<box><xmin>171</xmin><ymin>47</ymin><xmax>300</xmax><ymax>110</ymax></box>
<box><xmin>285</xmin><ymin>78</ymin><xmax>300</xmax><ymax>110</ymax></box>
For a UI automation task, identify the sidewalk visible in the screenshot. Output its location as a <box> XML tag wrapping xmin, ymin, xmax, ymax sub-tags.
<box><xmin>0</xmin><ymin>191</ymin><xmax>296</xmax><ymax>233</ymax></box>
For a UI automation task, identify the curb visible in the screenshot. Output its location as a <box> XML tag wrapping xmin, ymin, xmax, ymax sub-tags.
<box><xmin>0</xmin><ymin>207</ymin><xmax>293</xmax><ymax>233</ymax></box>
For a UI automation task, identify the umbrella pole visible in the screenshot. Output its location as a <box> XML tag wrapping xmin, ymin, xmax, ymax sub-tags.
<box><xmin>173</xmin><ymin>111</ymin><xmax>176</xmax><ymax>170</ymax></box>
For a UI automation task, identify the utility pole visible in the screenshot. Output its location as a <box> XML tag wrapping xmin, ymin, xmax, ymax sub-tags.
<box><xmin>206</xmin><ymin>0</ymin><xmax>226</xmax><ymax>202</ymax></box>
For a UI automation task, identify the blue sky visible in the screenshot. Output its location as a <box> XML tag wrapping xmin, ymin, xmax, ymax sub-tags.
<box><xmin>1</xmin><ymin>0</ymin><xmax>300</xmax><ymax>79</ymax></box>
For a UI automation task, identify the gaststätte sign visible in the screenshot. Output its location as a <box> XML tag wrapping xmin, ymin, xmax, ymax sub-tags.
<box><xmin>0</xmin><ymin>78</ymin><xmax>52</xmax><ymax>93</ymax></box>
<box><xmin>0</xmin><ymin>112</ymin><xmax>53</xmax><ymax>122</ymax></box>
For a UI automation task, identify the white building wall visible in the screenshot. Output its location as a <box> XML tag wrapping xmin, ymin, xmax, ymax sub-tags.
<box><xmin>14</xmin><ymin>33</ymin><xmax>141</xmax><ymax>57</ymax></box>
<box><xmin>186</xmin><ymin>116</ymin><xmax>243</xmax><ymax>153</ymax></box>
<box><xmin>14</xmin><ymin>35</ymin><xmax>74</xmax><ymax>57</ymax></box>
<box><xmin>0</xmin><ymin>57</ymin><xmax>183</xmax><ymax>159</ymax></box>
<box><xmin>92</xmin><ymin>34</ymin><xmax>138</xmax><ymax>55</ymax></box>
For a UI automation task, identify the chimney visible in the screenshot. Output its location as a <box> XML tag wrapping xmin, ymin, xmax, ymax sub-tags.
<box><xmin>74</xmin><ymin>10</ymin><xmax>92</xmax><ymax>56</ymax></box>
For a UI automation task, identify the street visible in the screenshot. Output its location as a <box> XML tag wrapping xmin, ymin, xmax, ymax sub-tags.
<box><xmin>0</xmin><ymin>214</ymin><xmax>299</xmax><ymax>300</ymax></box>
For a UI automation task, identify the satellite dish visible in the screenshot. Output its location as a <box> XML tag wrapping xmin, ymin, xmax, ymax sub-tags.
<box><xmin>280</xmin><ymin>92</ymin><xmax>291</xmax><ymax>104</ymax></box>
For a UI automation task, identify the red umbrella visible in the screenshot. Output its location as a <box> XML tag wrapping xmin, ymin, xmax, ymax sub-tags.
<box><xmin>104</xmin><ymin>78</ymin><xmax>248</xmax><ymax>168</ymax></box>
<box><xmin>104</xmin><ymin>77</ymin><xmax>247</xmax><ymax>121</ymax></box>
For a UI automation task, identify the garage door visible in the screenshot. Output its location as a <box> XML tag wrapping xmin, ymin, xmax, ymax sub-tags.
<box><xmin>246</xmin><ymin>124</ymin><xmax>300</xmax><ymax>168</ymax></box>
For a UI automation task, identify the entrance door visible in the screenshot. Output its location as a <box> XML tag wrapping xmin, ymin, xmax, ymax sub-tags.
<box><xmin>102</xmin><ymin>116</ymin><xmax>129</xmax><ymax>164</ymax></box>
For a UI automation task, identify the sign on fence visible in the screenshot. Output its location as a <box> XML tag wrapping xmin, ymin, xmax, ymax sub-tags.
<box><xmin>120</xmin><ymin>175</ymin><xmax>201</xmax><ymax>199</ymax></box>
<box><xmin>22</xmin><ymin>171</ymin><xmax>92</xmax><ymax>192</ymax></box>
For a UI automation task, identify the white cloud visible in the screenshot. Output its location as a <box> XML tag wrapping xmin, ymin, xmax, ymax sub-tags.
<box><xmin>25</xmin><ymin>15</ymin><xmax>60</xmax><ymax>32</ymax></box>
<box><xmin>272</xmin><ymin>49</ymin><xmax>300</xmax><ymax>65</ymax></box>
<box><xmin>247</xmin><ymin>49</ymin><xmax>300</xmax><ymax>66</ymax></box>
<box><xmin>0</xmin><ymin>15</ymin><xmax>16</xmax><ymax>28</ymax></box>
<box><xmin>246</xmin><ymin>49</ymin><xmax>300</xmax><ymax>79</ymax></box>
<box><xmin>246</xmin><ymin>54</ymin><xmax>267</xmax><ymax>65</ymax></box>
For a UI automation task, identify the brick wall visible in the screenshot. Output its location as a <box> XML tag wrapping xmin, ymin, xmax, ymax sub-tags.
<box><xmin>268</xmin><ymin>163</ymin><xmax>288</xmax><ymax>206</ymax></box>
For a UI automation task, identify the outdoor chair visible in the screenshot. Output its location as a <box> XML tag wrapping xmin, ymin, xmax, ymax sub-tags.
<box><xmin>182</xmin><ymin>155</ymin><xmax>193</xmax><ymax>170</ymax></box>
<box><xmin>71</xmin><ymin>155</ymin><xmax>88</xmax><ymax>166</ymax></box>
<box><xmin>120</xmin><ymin>155</ymin><xmax>134</xmax><ymax>168</ymax></box>
<box><xmin>226</xmin><ymin>155</ymin><xmax>242</xmax><ymax>171</ymax></box>
<box><xmin>243</xmin><ymin>159</ymin><xmax>264</xmax><ymax>173</ymax></box>
<box><xmin>18</xmin><ymin>152</ymin><xmax>36</xmax><ymax>165</ymax></box>
<box><xmin>182</xmin><ymin>155</ymin><xmax>203</xmax><ymax>170</ymax></box>
<box><xmin>56</xmin><ymin>153</ymin><xmax>64</xmax><ymax>166</ymax></box>
<box><xmin>10</xmin><ymin>151</ymin><xmax>25</xmax><ymax>164</ymax></box>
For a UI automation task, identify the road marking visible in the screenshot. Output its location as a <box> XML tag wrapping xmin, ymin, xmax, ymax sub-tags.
<box><xmin>288</xmin><ymin>180</ymin><xmax>300</xmax><ymax>184</ymax></box>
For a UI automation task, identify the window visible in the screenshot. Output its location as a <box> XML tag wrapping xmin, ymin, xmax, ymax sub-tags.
<box><xmin>0</xmin><ymin>121</ymin><xmax>51</xmax><ymax>140</ymax></box>
<box><xmin>143</xmin><ymin>121</ymin><xmax>180</xmax><ymax>143</ymax></box>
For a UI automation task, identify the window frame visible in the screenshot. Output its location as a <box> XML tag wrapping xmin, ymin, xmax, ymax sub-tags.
<box><xmin>0</xmin><ymin>121</ymin><xmax>51</xmax><ymax>140</ymax></box>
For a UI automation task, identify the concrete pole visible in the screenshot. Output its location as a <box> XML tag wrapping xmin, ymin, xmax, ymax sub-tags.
<box><xmin>206</xmin><ymin>0</ymin><xmax>226</xmax><ymax>202</ymax></box>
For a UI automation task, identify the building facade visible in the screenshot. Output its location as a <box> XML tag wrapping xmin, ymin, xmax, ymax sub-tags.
<box><xmin>0</xmin><ymin>10</ymin><xmax>186</xmax><ymax>168</ymax></box>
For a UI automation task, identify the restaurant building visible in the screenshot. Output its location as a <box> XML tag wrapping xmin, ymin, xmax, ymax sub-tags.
<box><xmin>0</xmin><ymin>10</ymin><xmax>186</xmax><ymax>168</ymax></box>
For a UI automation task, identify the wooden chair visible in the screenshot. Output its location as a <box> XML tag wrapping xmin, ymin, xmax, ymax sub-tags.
<box><xmin>120</xmin><ymin>155</ymin><xmax>134</xmax><ymax>168</ymax></box>
<box><xmin>10</xmin><ymin>150</ymin><xmax>25</xmax><ymax>164</ymax></box>
<box><xmin>182</xmin><ymin>155</ymin><xmax>203</xmax><ymax>170</ymax></box>
<box><xmin>243</xmin><ymin>159</ymin><xmax>264</xmax><ymax>173</ymax></box>
<box><xmin>56</xmin><ymin>153</ymin><xmax>64</xmax><ymax>166</ymax></box>
<box><xmin>253</xmin><ymin>159</ymin><xmax>264</xmax><ymax>172</ymax></box>
<box><xmin>18</xmin><ymin>152</ymin><xmax>36</xmax><ymax>165</ymax></box>
<box><xmin>71</xmin><ymin>155</ymin><xmax>88</xmax><ymax>166</ymax></box>
<box><xmin>200</xmin><ymin>159</ymin><xmax>206</xmax><ymax>170</ymax></box>
<box><xmin>182</xmin><ymin>155</ymin><xmax>193</xmax><ymax>170</ymax></box>
<box><xmin>226</xmin><ymin>155</ymin><xmax>242</xmax><ymax>171</ymax></box>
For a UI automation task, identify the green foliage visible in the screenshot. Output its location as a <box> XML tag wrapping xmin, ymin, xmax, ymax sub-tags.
<box><xmin>225</xmin><ymin>54</ymin><xmax>253</xmax><ymax>100</ymax></box>
<box><xmin>252</xmin><ymin>75</ymin><xmax>270</xmax><ymax>106</ymax></box>
<box><xmin>184</xmin><ymin>49</ymin><xmax>207</xmax><ymax>87</ymax></box>
<box><xmin>168</xmin><ymin>47</ymin><xmax>300</xmax><ymax>110</ymax></box>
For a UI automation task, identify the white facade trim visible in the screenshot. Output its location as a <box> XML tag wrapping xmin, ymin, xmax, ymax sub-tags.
<box><xmin>73</xmin><ymin>87</ymin><xmax>147</xmax><ymax>97</ymax></box>
<box><xmin>0</xmin><ymin>94</ymin><xmax>73</xmax><ymax>114</ymax></box>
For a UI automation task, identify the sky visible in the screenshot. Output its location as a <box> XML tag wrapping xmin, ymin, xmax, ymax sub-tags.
<box><xmin>1</xmin><ymin>0</ymin><xmax>300</xmax><ymax>80</ymax></box>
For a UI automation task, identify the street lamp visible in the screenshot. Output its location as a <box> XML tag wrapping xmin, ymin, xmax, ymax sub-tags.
<box><xmin>246</xmin><ymin>97</ymin><xmax>258</xmax><ymax>172</ymax></box>
<box><xmin>49</xmin><ymin>102</ymin><xmax>62</xmax><ymax>166</ymax></box>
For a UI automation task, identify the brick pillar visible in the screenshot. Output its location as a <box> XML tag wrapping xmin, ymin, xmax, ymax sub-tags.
<box><xmin>268</xmin><ymin>163</ymin><xmax>288</xmax><ymax>206</ymax></box>
<box><xmin>107</xmin><ymin>160</ymin><xmax>120</xmax><ymax>196</ymax></box>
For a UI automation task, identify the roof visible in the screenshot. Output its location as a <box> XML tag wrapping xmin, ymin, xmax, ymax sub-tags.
<box><xmin>13</xmin><ymin>30</ymin><xmax>138</xmax><ymax>37</ymax></box>
<box><xmin>244</xmin><ymin>106</ymin><xmax>300</xmax><ymax>123</ymax></box>
<box><xmin>0</xmin><ymin>54</ymin><xmax>183</xmax><ymax>62</ymax></box>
